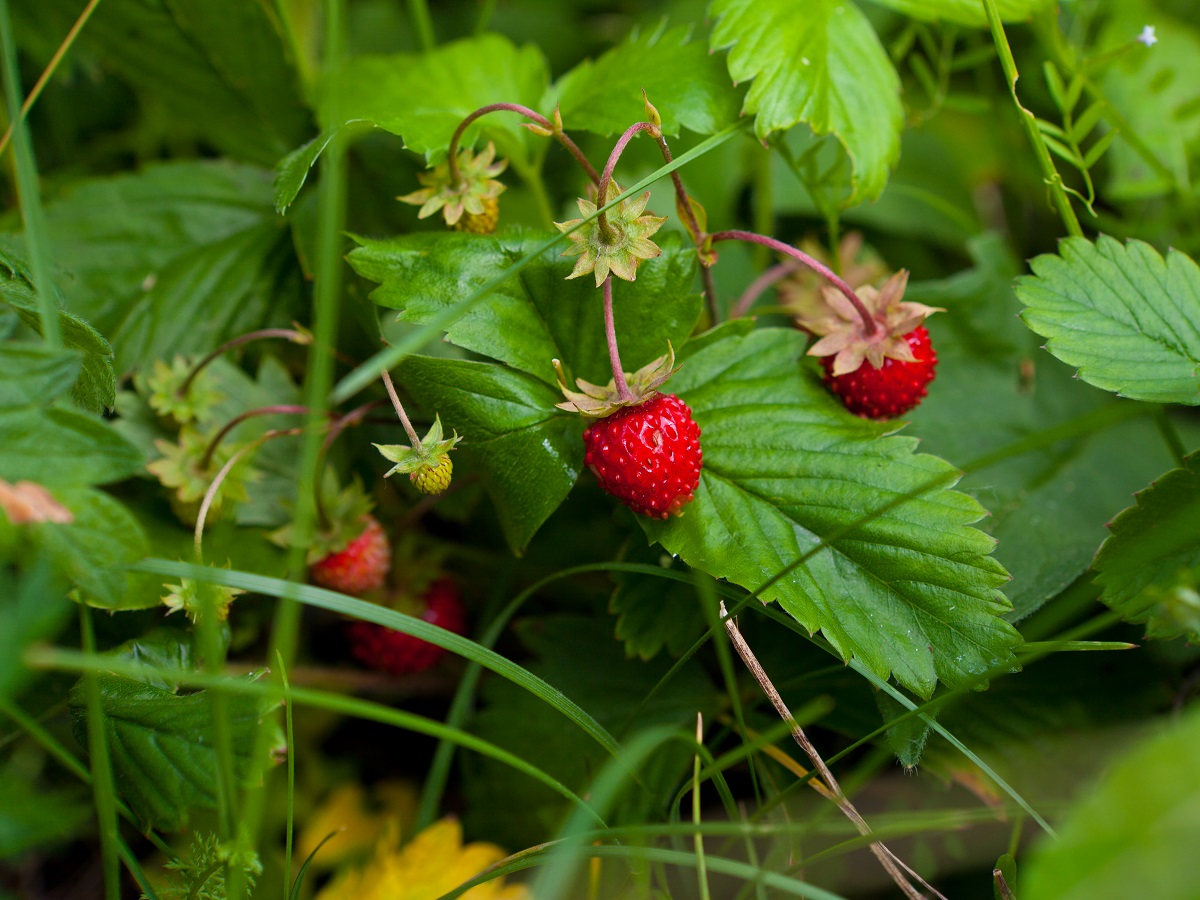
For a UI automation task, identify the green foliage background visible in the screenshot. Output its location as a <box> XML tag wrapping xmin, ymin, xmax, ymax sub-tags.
<box><xmin>1</xmin><ymin>0</ymin><xmax>1198</xmax><ymax>898</ymax></box>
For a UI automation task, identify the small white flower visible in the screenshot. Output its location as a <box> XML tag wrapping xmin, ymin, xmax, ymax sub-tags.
<box><xmin>1137</xmin><ymin>25</ymin><xmax>1157</xmax><ymax>47</ymax></box>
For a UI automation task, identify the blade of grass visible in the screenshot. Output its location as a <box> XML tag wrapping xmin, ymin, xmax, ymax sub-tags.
<box><xmin>0</xmin><ymin>0</ymin><xmax>60</xmax><ymax>347</ymax></box>
<box><xmin>26</xmin><ymin>646</ymin><xmax>608</xmax><ymax>830</ymax></box>
<box><xmin>132</xmin><ymin>558</ymin><xmax>624</xmax><ymax>759</ymax></box>
<box><xmin>692</xmin><ymin>715</ymin><xmax>712</xmax><ymax>900</ymax></box>
<box><xmin>277</xmin><ymin>651</ymin><xmax>296</xmax><ymax>883</ymax></box>
<box><xmin>0</xmin><ymin>0</ymin><xmax>103</xmax><ymax>160</ymax></box>
<box><xmin>77</xmin><ymin>608</ymin><xmax>121</xmax><ymax>900</ymax></box>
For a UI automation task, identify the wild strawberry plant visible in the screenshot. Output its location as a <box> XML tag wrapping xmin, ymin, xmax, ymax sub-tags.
<box><xmin>1</xmin><ymin>0</ymin><xmax>1199</xmax><ymax>898</ymax></box>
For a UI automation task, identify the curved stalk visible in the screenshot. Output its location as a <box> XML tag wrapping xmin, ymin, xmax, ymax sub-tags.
<box><xmin>731</xmin><ymin>263</ymin><xmax>798</xmax><ymax>319</ymax></box>
<box><xmin>379</xmin><ymin>367</ymin><xmax>423</xmax><ymax>446</ymax></box>
<box><xmin>710</xmin><ymin>231</ymin><xmax>879</xmax><ymax>336</ymax></box>
<box><xmin>447</xmin><ymin>102</ymin><xmax>599</xmax><ymax>185</ymax></box>
<box><xmin>200</xmin><ymin>405</ymin><xmax>311</xmax><ymax>471</ymax></box>
<box><xmin>178</xmin><ymin>329</ymin><xmax>314</xmax><ymax>399</ymax></box>
<box><xmin>595</xmin><ymin>121</ymin><xmax>658</xmax><ymax>242</ymax></box>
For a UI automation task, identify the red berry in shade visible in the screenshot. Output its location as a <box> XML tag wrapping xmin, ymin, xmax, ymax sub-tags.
<box><xmin>310</xmin><ymin>515</ymin><xmax>391</xmax><ymax>596</ymax></box>
<box><xmin>820</xmin><ymin>326</ymin><xmax>938</xmax><ymax>420</ymax></box>
<box><xmin>583</xmin><ymin>393</ymin><xmax>702</xmax><ymax>519</ymax></box>
<box><xmin>347</xmin><ymin>578</ymin><xmax>466</xmax><ymax>675</ymax></box>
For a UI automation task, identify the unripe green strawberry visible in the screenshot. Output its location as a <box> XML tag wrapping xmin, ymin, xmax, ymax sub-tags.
<box><xmin>410</xmin><ymin>456</ymin><xmax>453</xmax><ymax>495</ymax></box>
<box><xmin>452</xmin><ymin>196</ymin><xmax>499</xmax><ymax>235</ymax></box>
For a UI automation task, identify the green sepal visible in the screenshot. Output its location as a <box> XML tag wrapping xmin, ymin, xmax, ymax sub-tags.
<box><xmin>373</xmin><ymin>414</ymin><xmax>462</xmax><ymax>477</ymax></box>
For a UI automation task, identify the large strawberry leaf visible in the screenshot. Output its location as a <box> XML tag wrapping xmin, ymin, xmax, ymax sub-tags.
<box><xmin>0</xmin><ymin>342</ymin><xmax>147</xmax><ymax>608</ymax></box>
<box><xmin>553</xmin><ymin>23</ymin><xmax>740</xmax><ymax>138</ymax></box>
<box><xmin>708</xmin><ymin>0</ymin><xmax>903</xmax><ymax>203</ymax></box>
<box><xmin>13</xmin><ymin>0</ymin><xmax>310</xmax><ymax>165</ymax></box>
<box><xmin>68</xmin><ymin>629</ymin><xmax>280</xmax><ymax>831</ymax></box>
<box><xmin>906</xmin><ymin>234</ymin><xmax>1188</xmax><ymax>621</ymax></box>
<box><xmin>863</xmin><ymin>0</ymin><xmax>1051</xmax><ymax>26</ymax></box>
<box><xmin>642</xmin><ymin>327</ymin><xmax>1018</xmax><ymax>698</ymax></box>
<box><xmin>350</xmin><ymin>231</ymin><xmax>701</xmax><ymax>386</ymax></box>
<box><xmin>1092</xmin><ymin>452</ymin><xmax>1200</xmax><ymax>641</ymax></box>
<box><xmin>1015</xmin><ymin>236</ymin><xmax>1200</xmax><ymax>405</ymax></box>
<box><xmin>331</xmin><ymin>34</ymin><xmax>549</xmax><ymax>169</ymax></box>
<box><xmin>0</xmin><ymin>246</ymin><xmax>115</xmax><ymax>413</ymax></box>
<box><xmin>396</xmin><ymin>355</ymin><xmax>582</xmax><ymax>555</ymax></box>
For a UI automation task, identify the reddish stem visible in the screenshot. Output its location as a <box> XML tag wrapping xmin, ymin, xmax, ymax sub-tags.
<box><xmin>595</xmin><ymin>121</ymin><xmax>658</xmax><ymax>243</ymax></box>
<box><xmin>200</xmin><ymin>405</ymin><xmax>311</xmax><ymax>471</ymax></box>
<box><xmin>710</xmin><ymin>231</ymin><xmax>879</xmax><ymax>336</ymax></box>
<box><xmin>603</xmin><ymin>277</ymin><xmax>634</xmax><ymax>402</ymax></box>
<box><xmin>650</xmin><ymin>130</ymin><xmax>720</xmax><ymax>323</ymax></box>
<box><xmin>178</xmin><ymin>329</ymin><xmax>312</xmax><ymax>398</ymax></box>
<box><xmin>447</xmin><ymin>102</ymin><xmax>599</xmax><ymax>185</ymax></box>
<box><xmin>731</xmin><ymin>262</ymin><xmax>799</xmax><ymax>319</ymax></box>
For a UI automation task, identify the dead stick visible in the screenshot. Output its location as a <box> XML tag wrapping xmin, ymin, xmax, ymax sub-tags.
<box><xmin>719</xmin><ymin>601</ymin><xmax>941</xmax><ymax>900</ymax></box>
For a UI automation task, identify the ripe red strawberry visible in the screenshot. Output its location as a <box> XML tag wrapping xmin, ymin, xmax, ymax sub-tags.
<box><xmin>347</xmin><ymin>578</ymin><xmax>466</xmax><ymax>675</ymax></box>
<box><xmin>792</xmin><ymin>268</ymin><xmax>943</xmax><ymax>421</ymax></box>
<box><xmin>583</xmin><ymin>393</ymin><xmax>702</xmax><ymax>519</ymax></box>
<box><xmin>310</xmin><ymin>515</ymin><xmax>391</xmax><ymax>596</ymax></box>
<box><xmin>820</xmin><ymin>326</ymin><xmax>937</xmax><ymax>420</ymax></box>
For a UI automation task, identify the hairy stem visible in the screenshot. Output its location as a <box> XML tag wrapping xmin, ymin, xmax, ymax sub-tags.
<box><xmin>650</xmin><ymin>130</ymin><xmax>719</xmax><ymax>322</ymax></box>
<box><xmin>178</xmin><ymin>328</ymin><xmax>314</xmax><ymax>398</ymax></box>
<box><xmin>603</xmin><ymin>277</ymin><xmax>634</xmax><ymax>401</ymax></box>
<box><xmin>447</xmin><ymin>102</ymin><xmax>599</xmax><ymax>185</ymax></box>
<box><xmin>201</xmin><ymin>405</ymin><xmax>311</xmax><ymax>471</ymax></box>
<box><xmin>711</xmin><ymin>231</ymin><xmax>879</xmax><ymax>335</ymax></box>
<box><xmin>379</xmin><ymin>367</ymin><xmax>423</xmax><ymax>446</ymax></box>
<box><xmin>596</xmin><ymin>121</ymin><xmax>658</xmax><ymax>243</ymax></box>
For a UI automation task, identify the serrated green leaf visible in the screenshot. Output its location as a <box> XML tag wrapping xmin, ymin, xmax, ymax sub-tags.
<box><xmin>709</xmin><ymin>0</ymin><xmax>903</xmax><ymax>203</ymax></box>
<box><xmin>907</xmin><ymin>234</ymin><xmax>1183</xmax><ymax>620</ymax></box>
<box><xmin>68</xmin><ymin>630</ymin><xmax>280</xmax><ymax>832</ymax></box>
<box><xmin>273</xmin><ymin>120</ymin><xmax>374</xmax><ymax>214</ymax></box>
<box><xmin>0</xmin><ymin>406</ymin><xmax>144</xmax><ymax>487</ymax></box>
<box><xmin>331</xmin><ymin>34</ymin><xmax>548</xmax><ymax>168</ymax></box>
<box><xmin>14</xmin><ymin>0</ymin><xmax>310</xmax><ymax>165</ymax></box>
<box><xmin>0</xmin><ymin>343</ymin><xmax>80</xmax><ymax>407</ymax></box>
<box><xmin>112</xmin><ymin>221</ymin><xmax>297</xmax><ymax>374</ymax></box>
<box><xmin>38</xmin><ymin>487</ymin><xmax>151</xmax><ymax>610</ymax></box>
<box><xmin>861</xmin><ymin>0</ymin><xmax>1051</xmax><ymax>27</ymax></box>
<box><xmin>396</xmin><ymin>355</ymin><xmax>582</xmax><ymax>554</ymax></box>
<box><xmin>1016</xmin><ymin>236</ymin><xmax>1200</xmax><ymax>405</ymax></box>
<box><xmin>0</xmin><ymin>247</ymin><xmax>116</xmax><ymax>412</ymax></box>
<box><xmin>553</xmin><ymin>23</ymin><xmax>739</xmax><ymax>137</ymax></box>
<box><xmin>641</xmin><ymin>328</ymin><xmax>1017</xmax><ymax>697</ymax></box>
<box><xmin>350</xmin><ymin>230</ymin><xmax>701</xmax><ymax>386</ymax></box>
<box><xmin>22</xmin><ymin>162</ymin><xmax>279</xmax><ymax>338</ymax></box>
<box><xmin>1022</xmin><ymin>705</ymin><xmax>1200</xmax><ymax>900</ymax></box>
<box><xmin>1093</xmin><ymin>452</ymin><xmax>1200</xmax><ymax>641</ymax></box>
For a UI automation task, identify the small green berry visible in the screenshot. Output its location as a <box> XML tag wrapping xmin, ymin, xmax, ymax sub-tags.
<box><xmin>410</xmin><ymin>456</ymin><xmax>453</xmax><ymax>495</ymax></box>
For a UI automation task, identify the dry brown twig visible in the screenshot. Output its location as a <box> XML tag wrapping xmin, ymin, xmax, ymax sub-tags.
<box><xmin>719</xmin><ymin>600</ymin><xmax>947</xmax><ymax>900</ymax></box>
